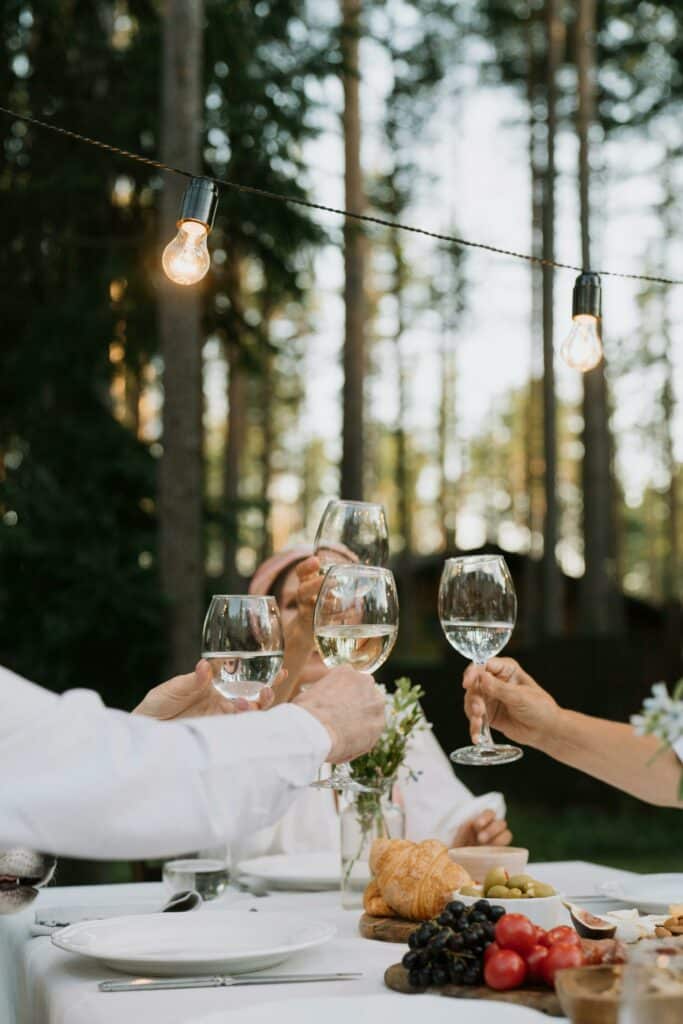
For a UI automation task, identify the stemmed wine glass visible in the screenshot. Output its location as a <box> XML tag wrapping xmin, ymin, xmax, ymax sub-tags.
<box><xmin>314</xmin><ymin>500</ymin><xmax>389</xmax><ymax>572</ymax></box>
<box><xmin>202</xmin><ymin>595</ymin><xmax>284</xmax><ymax>701</ymax></box>
<box><xmin>311</xmin><ymin>564</ymin><xmax>399</xmax><ymax>792</ymax></box>
<box><xmin>438</xmin><ymin>555</ymin><xmax>522</xmax><ymax>766</ymax></box>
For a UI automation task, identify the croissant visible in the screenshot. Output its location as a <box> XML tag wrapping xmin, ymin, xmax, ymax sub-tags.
<box><xmin>367</xmin><ymin>837</ymin><xmax>472</xmax><ymax>921</ymax></box>
<box><xmin>363</xmin><ymin>879</ymin><xmax>395</xmax><ymax>918</ymax></box>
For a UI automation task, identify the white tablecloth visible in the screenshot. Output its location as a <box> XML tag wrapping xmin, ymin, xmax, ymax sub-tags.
<box><xmin>1</xmin><ymin>861</ymin><xmax>633</xmax><ymax>1024</ymax></box>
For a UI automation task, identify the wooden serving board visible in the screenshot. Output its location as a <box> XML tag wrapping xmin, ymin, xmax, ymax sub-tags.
<box><xmin>385</xmin><ymin>963</ymin><xmax>564</xmax><ymax>1017</ymax></box>
<box><xmin>359</xmin><ymin>912</ymin><xmax>418</xmax><ymax>943</ymax></box>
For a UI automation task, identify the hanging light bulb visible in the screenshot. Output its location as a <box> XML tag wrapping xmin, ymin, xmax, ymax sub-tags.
<box><xmin>561</xmin><ymin>272</ymin><xmax>603</xmax><ymax>372</ymax></box>
<box><xmin>162</xmin><ymin>177</ymin><xmax>219</xmax><ymax>286</ymax></box>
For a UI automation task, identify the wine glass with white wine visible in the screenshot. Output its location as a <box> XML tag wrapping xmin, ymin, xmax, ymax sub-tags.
<box><xmin>312</xmin><ymin>564</ymin><xmax>399</xmax><ymax>792</ymax></box>
<box><xmin>202</xmin><ymin>595</ymin><xmax>283</xmax><ymax>701</ymax></box>
<box><xmin>313</xmin><ymin>500</ymin><xmax>389</xmax><ymax>573</ymax></box>
<box><xmin>438</xmin><ymin>555</ymin><xmax>522</xmax><ymax>766</ymax></box>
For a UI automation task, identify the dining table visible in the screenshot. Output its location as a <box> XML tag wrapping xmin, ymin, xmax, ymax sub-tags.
<box><xmin>0</xmin><ymin>860</ymin><xmax>635</xmax><ymax>1024</ymax></box>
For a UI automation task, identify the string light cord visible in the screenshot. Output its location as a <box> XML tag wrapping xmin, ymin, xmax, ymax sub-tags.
<box><xmin>1</xmin><ymin>103</ymin><xmax>681</xmax><ymax>287</ymax></box>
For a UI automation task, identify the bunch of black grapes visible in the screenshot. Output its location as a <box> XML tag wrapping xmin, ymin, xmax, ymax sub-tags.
<box><xmin>402</xmin><ymin>900</ymin><xmax>506</xmax><ymax>989</ymax></box>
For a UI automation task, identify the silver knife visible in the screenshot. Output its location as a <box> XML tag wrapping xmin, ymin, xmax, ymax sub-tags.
<box><xmin>99</xmin><ymin>972</ymin><xmax>362</xmax><ymax>992</ymax></box>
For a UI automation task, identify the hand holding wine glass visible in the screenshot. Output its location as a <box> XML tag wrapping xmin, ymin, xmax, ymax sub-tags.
<box><xmin>439</xmin><ymin>555</ymin><xmax>522</xmax><ymax>766</ymax></box>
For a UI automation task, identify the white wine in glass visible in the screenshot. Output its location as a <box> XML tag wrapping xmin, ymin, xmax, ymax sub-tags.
<box><xmin>202</xmin><ymin>595</ymin><xmax>283</xmax><ymax>702</ymax></box>
<box><xmin>439</xmin><ymin>555</ymin><xmax>522</xmax><ymax>766</ymax></box>
<box><xmin>312</xmin><ymin>564</ymin><xmax>399</xmax><ymax>792</ymax></box>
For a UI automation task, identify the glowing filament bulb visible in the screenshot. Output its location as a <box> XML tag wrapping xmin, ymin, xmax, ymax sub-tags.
<box><xmin>162</xmin><ymin>221</ymin><xmax>211</xmax><ymax>285</ymax></box>
<box><xmin>162</xmin><ymin>177</ymin><xmax>219</xmax><ymax>287</ymax></box>
<box><xmin>561</xmin><ymin>314</ymin><xmax>603</xmax><ymax>372</ymax></box>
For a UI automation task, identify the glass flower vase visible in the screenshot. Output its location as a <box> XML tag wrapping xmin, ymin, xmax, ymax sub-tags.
<box><xmin>339</xmin><ymin>778</ymin><xmax>405</xmax><ymax>910</ymax></box>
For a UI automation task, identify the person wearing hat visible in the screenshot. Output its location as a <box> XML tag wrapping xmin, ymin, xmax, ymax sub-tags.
<box><xmin>223</xmin><ymin>547</ymin><xmax>513</xmax><ymax>864</ymax></box>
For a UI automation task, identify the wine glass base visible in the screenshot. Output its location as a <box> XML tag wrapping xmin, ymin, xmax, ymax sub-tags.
<box><xmin>310</xmin><ymin>776</ymin><xmax>374</xmax><ymax>793</ymax></box>
<box><xmin>450</xmin><ymin>744</ymin><xmax>523</xmax><ymax>766</ymax></box>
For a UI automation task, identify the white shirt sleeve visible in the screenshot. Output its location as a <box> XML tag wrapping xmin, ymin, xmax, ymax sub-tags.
<box><xmin>398</xmin><ymin>726</ymin><xmax>506</xmax><ymax>845</ymax></box>
<box><xmin>674</xmin><ymin>737</ymin><xmax>683</xmax><ymax>764</ymax></box>
<box><xmin>0</xmin><ymin>665</ymin><xmax>330</xmax><ymax>859</ymax></box>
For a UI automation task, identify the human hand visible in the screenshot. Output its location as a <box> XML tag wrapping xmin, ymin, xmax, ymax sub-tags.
<box><xmin>452</xmin><ymin>809</ymin><xmax>512</xmax><ymax>848</ymax></box>
<box><xmin>133</xmin><ymin>659</ymin><xmax>281</xmax><ymax>720</ymax></box>
<box><xmin>463</xmin><ymin>657</ymin><xmax>559</xmax><ymax>750</ymax></box>
<box><xmin>293</xmin><ymin>665</ymin><xmax>385</xmax><ymax>763</ymax></box>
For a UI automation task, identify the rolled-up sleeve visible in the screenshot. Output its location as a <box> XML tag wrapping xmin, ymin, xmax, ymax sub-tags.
<box><xmin>1</xmin><ymin>666</ymin><xmax>330</xmax><ymax>859</ymax></box>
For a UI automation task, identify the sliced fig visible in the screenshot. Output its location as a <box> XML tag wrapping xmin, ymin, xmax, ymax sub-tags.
<box><xmin>564</xmin><ymin>901</ymin><xmax>617</xmax><ymax>940</ymax></box>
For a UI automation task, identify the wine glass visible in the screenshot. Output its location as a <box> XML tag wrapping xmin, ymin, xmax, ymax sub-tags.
<box><xmin>202</xmin><ymin>595</ymin><xmax>283</xmax><ymax>701</ymax></box>
<box><xmin>311</xmin><ymin>564</ymin><xmax>399</xmax><ymax>792</ymax></box>
<box><xmin>438</xmin><ymin>555</ymin><xmax>522</xmax><ymax>766</ymax></box>
<box><xmin>313</xmin><ymin>500</ymin><xmax>389</xmax><ymax>572</ymax></box>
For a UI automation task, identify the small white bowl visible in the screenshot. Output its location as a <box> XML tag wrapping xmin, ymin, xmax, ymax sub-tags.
<box><xmin>455</xmin><ymin>889</ymin><xmax>568</xmax><ymax>931</ymax></box>
<box><xmin>447</xmin><ymin>846</ymin><xmax>529</xmax><ymax>885</ymax></box>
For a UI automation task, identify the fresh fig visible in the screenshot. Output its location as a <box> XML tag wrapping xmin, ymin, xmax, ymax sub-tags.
<box><xmin>564</xmin><ymin>902</ymin><xmax>617</xmax><ymax>939</ymax></box>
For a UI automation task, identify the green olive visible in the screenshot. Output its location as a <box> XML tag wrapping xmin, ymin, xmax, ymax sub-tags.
<box><xmin>486</xmin><ymin>885</ymin><xmax>512</xmax><ymax>899</ymax></box>
<box><xmin>532</xmin><ymin>882</ymin><xmax>557</xmax><ymax>898</ymax></box>
<box><xmin>459</xmin><ymin>885</ymin><xmax>483</xmax><ymax>897</ymax></box>
<box><xmin>508</xmin><ymin>874</ymin><xmax>534</xmax><ymax>892</ymax></box>
<box><xmin>525</xmin><ymin>886</ymin><xmax>537</xmax><ymax>898</ymax></box>
<box><xmin>483</xmin><ymin>867</ymin><xmax>509</xmax><ymax>892</ymax></box>
<box><xmin>506</xmin><ymin>888</ymin><xmax>523</xmax><ymax>898</ymax></box>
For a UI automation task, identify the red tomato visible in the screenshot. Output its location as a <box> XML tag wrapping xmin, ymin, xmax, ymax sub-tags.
<box><xmin>525</xmin><ymin>944</ymin><xmax>550</xmax><ymax>985</ymax></box>
<box><xmin>484</xmin><ymin>949</ymin><xmax>527</xmax><ymax>991</ymax></box>
<box><xmin>495</xmin><ymin>914</ymin><xmax>537</xmax><ymax>957</ymax></box>
<box><xmin>545</xmin><ymin>926</ymin><xmax>580</xmax><ymax>948</ymax></box>
<box><xmin>534</xmin><ymin>926</ymin><xmax>548</xmax><ymax>945</ymax></box>
<box><xmin>542</xmin><ymin>942</ymin><xmax>584</xmax><ymax>987</ymax></box>
<box><xmin>484</xmin><ymin>941</ymin><xmax>501</xmax><ymax>965</ymax></box>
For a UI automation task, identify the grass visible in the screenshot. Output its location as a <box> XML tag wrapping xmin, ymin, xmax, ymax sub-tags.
<box><xmin>507</xmin><ymin>801</ymin><xmax>683</xmax><ymax>873</ymax></box>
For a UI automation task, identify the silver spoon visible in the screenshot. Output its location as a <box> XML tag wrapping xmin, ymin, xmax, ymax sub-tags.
<box><xmin>161</xmin><ymin>889</ymin><xmax>202</xmax><ymax>912</ymax></box>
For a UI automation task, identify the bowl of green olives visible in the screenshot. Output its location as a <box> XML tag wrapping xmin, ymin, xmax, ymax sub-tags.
<box><xmin>454</xmin><ymin>866</ymin><xmax>566</xmax><ymax>930</ymax></box>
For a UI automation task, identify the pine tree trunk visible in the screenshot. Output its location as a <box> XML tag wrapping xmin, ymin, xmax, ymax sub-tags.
<box><xmin>659</xmin><ymin>167</ymin><xmax>681</xmax><ymax>676</ymax></box>
<box><xmin>224</xmin><ymin>341</ymin><xmax>247</xmax><ymax>591</ymax></box>
<box><xmin>524</xmin><ymin>16</ymin><xmax>543</xmax><ymax>643</ymax></box>
<box><xmin>577</xmin><ymin>0</ymin><xmax>614</xmax><ymax>635</ymax></box>
<box><xmin>340</xmin><ymin>0</ymin><xmax>366</xmax><ymax>500</ymax></box>
<box><xmin>158</xmin><ymin>0</ymin><xmax>204</xmax><ymax>674</ymax></box>
<box><xmin>223</xmin><ymin>251</ymin><xmax>247</xmax><ymax>591</ymax></box>
<box><xmin>260</xmin><ymin>341</ymin><xmax>274</xmax><ymax>564</ymax></box>
<box><xmin>540</xmin><ymin>0</ymin><xmax>564</xmax><ymax>635</ymax></box>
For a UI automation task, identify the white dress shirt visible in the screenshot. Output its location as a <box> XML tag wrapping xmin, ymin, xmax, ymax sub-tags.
<box><xmin>232</xmin><ymin>725</ymin><xmax>505</xmax><ymax>863</ymax></box>
<box><xmin>0</xmin><ymin>665</ymin><xmax>330</xmax><ymax>859</ymax></box>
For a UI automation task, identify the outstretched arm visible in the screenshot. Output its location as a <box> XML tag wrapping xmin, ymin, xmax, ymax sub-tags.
<box><xmin>463</xmin><ymin>658</ymin><xmax>683</xmax><ymax>809</ymax></box>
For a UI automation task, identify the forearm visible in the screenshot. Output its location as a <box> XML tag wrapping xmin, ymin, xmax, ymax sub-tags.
<box><xmin>1</xmin><ymin>683</ymin><xmax>330</xmax><ymax>858</ymax></box>
<box><xmin>538</xmin><ymin>708</ymin><xmax>683</xmax><ymax>808</ymax></box>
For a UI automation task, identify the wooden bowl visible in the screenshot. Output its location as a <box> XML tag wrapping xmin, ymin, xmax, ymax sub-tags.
<box><xmin>555</xmin><ymin>965</ymin><xmax>683</xmax><ymax>1024</ymax></box>
<box><xmin>447</xmin><ymin>846</ymin><xmax>529</xmax><ymax>885</ymax></box>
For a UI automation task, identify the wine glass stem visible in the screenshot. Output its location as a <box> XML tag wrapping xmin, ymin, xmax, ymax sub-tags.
<box><xmin>475</xmin><ymin>663</ymin><xmax>494</xmax><ymax>748</ymax></box>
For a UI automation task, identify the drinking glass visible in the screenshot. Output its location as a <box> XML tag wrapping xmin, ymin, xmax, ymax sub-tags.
<box><xmin>618</xmin><ymin>943</ymin><xmax>683</xmax><ymax>1023</ymax></box>
<box><xmin>312</xmin><ymin>564</ymin><xmax>399</xmax><ymax>791</ymax></box>
<box><xmin>438</xmin><ymin>555</ymin><xmax>522</xmax><ymax>766</ymax></box>
<box><xmin>313</xmin><ymin>500</ymin><xmax>389</xmax><ymax>572</ymax></box>
<box><xmin>202</xmin><ymin>595</ymin><xmax>283</xmax><ymax>701</ymax></box>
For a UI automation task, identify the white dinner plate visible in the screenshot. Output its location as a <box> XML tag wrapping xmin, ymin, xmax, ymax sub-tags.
<box><xmin>189</xmin><ymin>994</ymin><xmax>557</xmax><ymax>1024</ymax></box>
<box><xmin>237</xmin><ymin>852</ymin><xmax>369</xmax><ymax>891</ymax></box>
<box><xmin>600</xmin><ymin>873</ymin><xmax>683</xmax><ymax>914</ymax></box>
<box><xmin>51</xmin><ymin>911</ymin><xmax>335</xmax><ymax>976</ymax></box>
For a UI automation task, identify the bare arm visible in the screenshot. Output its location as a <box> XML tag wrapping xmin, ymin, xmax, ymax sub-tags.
<box><xmin>463</xmin><ymin>658</ymin><xmax>683</xmax><ymax>809</ymax></box>
<box><xmin>539</xmin><ymin>709</ymin><xmax>682</xmax><ymax>808</ymax></box>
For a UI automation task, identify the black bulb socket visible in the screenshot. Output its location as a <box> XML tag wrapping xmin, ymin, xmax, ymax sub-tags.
<box><xmin>572</xmin><ymin>272</ymin><xmax>601</xmax><ymax>320</ymax></box>
<box><xmin>178</xmin><ymin>177</ymin><xmax>219</xmax><ymax>232</ymax></box>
